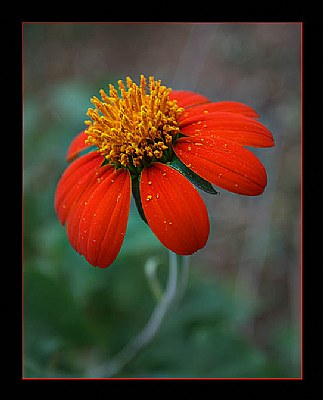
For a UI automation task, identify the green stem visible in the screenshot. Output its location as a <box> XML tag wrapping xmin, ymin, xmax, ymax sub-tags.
<box><xmin>87</xmin><ymin>251</ymin><xmax>187</xmax><ymax>378</ymax></box>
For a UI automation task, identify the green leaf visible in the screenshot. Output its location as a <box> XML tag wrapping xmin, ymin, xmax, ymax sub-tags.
<box><xmin>131</xmin><ymin>176</ymin><xmax>148</xmax><ymax>224</ymax></box>
<box><xmin>167</xmin><ymin>155</ymin><xmax>219</xmax><ymax>195</ymax></box>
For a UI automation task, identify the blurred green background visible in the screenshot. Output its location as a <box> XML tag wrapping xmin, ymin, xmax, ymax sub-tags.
<box><xmin>23</xmin><ymin>22</ymin><xmax>301</xmax><ymax>378</ymax></box>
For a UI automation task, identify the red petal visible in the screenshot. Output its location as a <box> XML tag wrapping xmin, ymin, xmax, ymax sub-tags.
<box><xmin>66</xmin><ymin>167</ymin><xmax>131</xmax><ymax>268</ymax></box>
<box><xmin>179</xmin><ymin>101</ymin><xmax>259</xmax><ymax>123</ymax></box>
<box><xmin>173</xmin><ymin>136</ymin><xmax>268</xmax><ymax>196</ymax></box>
<box><xmin>66</xmin><ymin>131</ymin><xmax>92</xmax><ymax>162</ymax></box>
<box><xmin>140</xmin><ymin>163</ymin><xmax>210</xmax><ymax>255</ymax></box>
<box><xmin>169</xmin><ymin>90</ymin><xmax>210</xmax><ymax>108</ymax></box>
<box><xmin>180</xmin><ymin>112</ymin><xmax>274</xmax><ymax>148</ymax></box>
<box><xmin>54</xmin><ymin>152</ymin><xmax>104</xmax><ymax>224</ymax></box>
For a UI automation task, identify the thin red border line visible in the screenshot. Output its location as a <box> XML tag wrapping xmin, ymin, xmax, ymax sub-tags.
<box><xmin>21</xmin><ymin>21</ymin><xmax>303</xmax><ymax>25</ymax></box>
<box><xmin>22</xmin><ymin>377</ymin><xmax>303</xmax><ymax>380</ymax></box>
<box><xmin>21</xmin><ymin>21</ymin><xmax>25</xmax><ymax>381</ymax></box>
<box><xmin>21</xmin><ymin>21</ymin><xmax>303</xmax><ymax>381</ymax></box>
<box><xmin>299</xmin><ymin>21</ymin><xmax>304</xmax><ymax>381</ymax></box>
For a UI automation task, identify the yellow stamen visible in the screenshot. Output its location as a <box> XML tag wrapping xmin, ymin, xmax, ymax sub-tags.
<box><xmin>85</xmin><ymin>75</ymin><xmax>183</xmax><ymax>170</ymax></box>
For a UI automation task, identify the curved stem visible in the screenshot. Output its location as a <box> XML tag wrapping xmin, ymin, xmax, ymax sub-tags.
<box><xmin>88</xmin><ymin>251</ymin><xmax>184</xmax><ymax>378</ymax></box>
<box><xmin>176</xmin><ymin>254</ymin><xmax>191</xmax><ymax>303</ymax></box>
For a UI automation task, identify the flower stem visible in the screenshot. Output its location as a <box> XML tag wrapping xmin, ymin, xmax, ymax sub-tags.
<box><xmin>88</xmin><ymin>251</ymin><xmax>189</xmax><ymax>378</ymax></box>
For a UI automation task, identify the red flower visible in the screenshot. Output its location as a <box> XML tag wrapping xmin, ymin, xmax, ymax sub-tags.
<box><xmin>55</xmin><ymin>75</ymin><xmax>274</xmax><ymax>268</ymax></box>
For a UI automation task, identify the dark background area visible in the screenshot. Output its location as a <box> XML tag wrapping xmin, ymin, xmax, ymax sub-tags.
<box><xmin>23</xmin><ymin>22</ymin><xmax>301</xmax><ymax>378</ymax></box>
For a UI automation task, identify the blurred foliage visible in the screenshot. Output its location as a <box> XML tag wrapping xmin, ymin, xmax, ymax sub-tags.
<box><xmin>23</xmin><ymin>23</ymin><xmax>301</xmax><ymax>378</ymax></box>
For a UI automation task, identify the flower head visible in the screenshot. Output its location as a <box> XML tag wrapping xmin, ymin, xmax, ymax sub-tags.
<box><xmin>55</xmin><ymin>75</ymin><xmax>274</xmax><ymax>268</ymax></box>
<box><xmin>84</xmin><ymin>76</ymin><xmax>183</xmax><ymax>169</ymax></box>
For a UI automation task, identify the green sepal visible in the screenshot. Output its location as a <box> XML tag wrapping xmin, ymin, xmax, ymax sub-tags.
<box><xmin>167</xmin><ymin>155</ymin><xmax>219</xmax><ymax>195</ymax></box>
<box><xmin>100</xmin><ymin>157</ymin><xmax>110</xmax><ymax>167</ymax></box>
<box><xmin>131</xmin><ymin>175</ymin><xmax>148</xmax><ymax>224</ymax></box>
